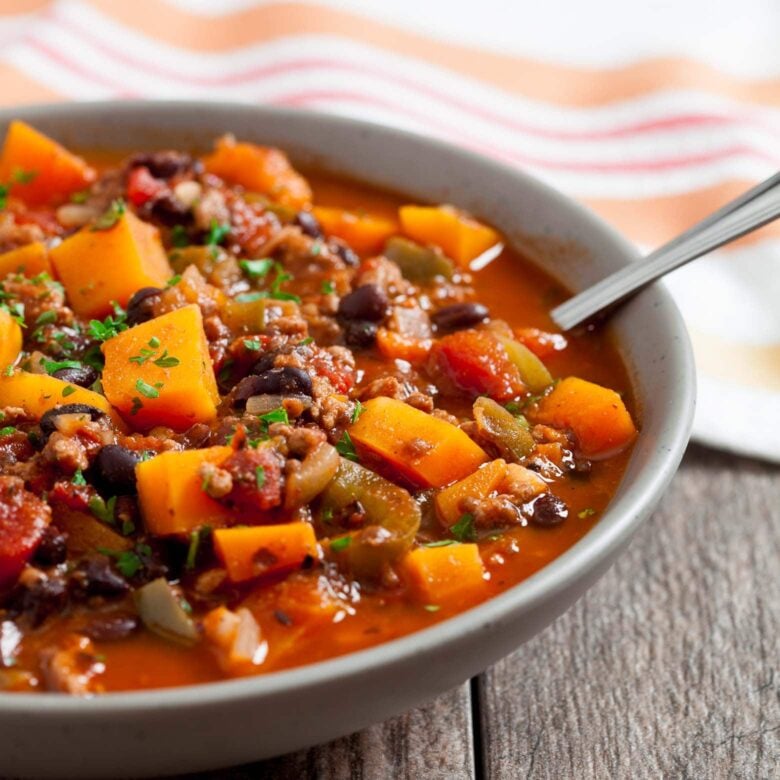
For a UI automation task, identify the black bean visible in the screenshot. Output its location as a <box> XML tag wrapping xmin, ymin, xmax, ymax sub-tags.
<box><xmin>343</xmin><ymin>320</ymin><xmax>378</xmax><ymax>348</ymax></box>
<box><xmin>432</xmin><ymin>302</ymin><xmax>489</xmax><ymax>333</ymax></box>
<box><xmin>92</xmin><ymin>445</ymin><xmax>141</xmax><ymax>494</ymax></box>
<box><xmin>128</xmin><ymin>151</ymin><xmax>193</xmax><ymax>179</ymax></box>
<box><xmin>125</xmin><ymin>286</ymin><xmax>163</xmax><ymax>326</ymax></box>
<box><xmin>15</xmin><ymin>576</ymin><xmax>68</xmax><ymax>627</ymax></box>
<box><xmin>253</xmin><ymin>367</ymin><xmax>313</xmax><ymax>396</ymax></box>
<box><xmin>338</xmin><ymin>284</ymin><xmax>389</xmax><ymax>322</ymax></box>
<box><xmin>70</xmin><ymin>557</ymin><xmax>129</xmax><ymax>600</ymax></box>
<box><xmin>39</xmin><ymin>403</ymin><xmax>106</xmax><ymax>442</ymax></box>
<box><xmin>295</xmin><ymin>210</ymin><xmax>323</xmax><ymax>239</ymax></box>
<box><xmin>52</xmin><ymin>364</ymin><xmax>99</xmax><ymax>389</ymax></box>
<box><xmin>82</xmin><ymin>613</ymin><xmax>139</xmax><ymax>642</ymax></box>
<box><xmin>32</xmin><ymin>526</ymin><xmax>68</xmax><ymax>567</ymax></box>
<box><xmin>328</xmin><ymin>239</ymin><xmax>359</xmax><ymax>268</ymax></box>
<box><xmin>151</xmin><ymin>194</ymin><xmax>191</xmax><ymax>227</ymax></box>
<box><xmin>527</xmin><ymin>493</ymin><xmax>569</xmax><ymax>527</ymax></box>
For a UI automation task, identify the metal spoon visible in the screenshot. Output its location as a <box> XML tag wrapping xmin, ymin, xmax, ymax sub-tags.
<box><xmin>550</xmin><ymin>171</ymin><xmax>780</xmax><ymax>331</ymax></box>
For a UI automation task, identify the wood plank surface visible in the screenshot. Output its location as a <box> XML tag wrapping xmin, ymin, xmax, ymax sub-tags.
<box><xmin>192</xmin><ymin>444</ymin><xmax>779</xmax><ymax>778</ymax></box>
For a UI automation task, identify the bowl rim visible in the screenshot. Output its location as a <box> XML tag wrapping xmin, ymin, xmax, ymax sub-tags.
<box><xmin>0</xmin><ymin>100</ymin><xmax>696</xmax><ymax>714</ymax></box>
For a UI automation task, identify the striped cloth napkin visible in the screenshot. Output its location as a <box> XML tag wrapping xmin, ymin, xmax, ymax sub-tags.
<box><xmin>0</xmin><ymin>0</ymin><xmax>778</xmax><ymax>461</ymax></box>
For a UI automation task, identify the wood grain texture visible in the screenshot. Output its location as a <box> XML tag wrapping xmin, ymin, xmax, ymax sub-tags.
<box><xmin>186</xmin><ymin>444</ymin><xmax>778</xmax><ymax>779</ymax></box>
<box><xmin>476</xmin><ymin>444</ymin><xmax>780</xmax><ymax>779</ymax></box>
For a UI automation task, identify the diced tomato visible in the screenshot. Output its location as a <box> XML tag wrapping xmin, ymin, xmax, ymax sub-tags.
<box><xmin>430</xmin><ymin>328</ymin><xmax>525</xmax><ymax>402</ymax></box>
<box><xmin>0</xmin><ymin>476</ymin><xmax>51</xmax><ymax>587</ymax></box>
<box><xmin>376</xmin><ymin>328</ymin><xmax>432</xmax><ymax>364</ymax></box>
<box><xmin>514</xmin><ymin>327</ymin><xmax>568</xmax><ymax>360</ymax></box>
<box><xmin>126</xmin><ymin>166</ymin><xmax>166</xmax><ymax>207</ymax></box>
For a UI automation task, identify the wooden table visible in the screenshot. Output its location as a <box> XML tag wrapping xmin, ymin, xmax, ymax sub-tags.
<box><xmin>195</xmin><ymin>444</ymin><xmax>779</xmax><ymax>779</ymax></box>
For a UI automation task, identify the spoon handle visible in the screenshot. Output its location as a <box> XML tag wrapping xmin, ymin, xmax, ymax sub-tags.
<box><xmin>550</xmin><ymin>171</ymin><xmax>780</xmax><ymax>331</ymax></box>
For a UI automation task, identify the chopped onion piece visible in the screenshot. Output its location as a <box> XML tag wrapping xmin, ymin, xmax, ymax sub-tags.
<box><xmin>133</xmin><ymin>578</ymin><xmax>198</xmax><ymax>646</ymax></box>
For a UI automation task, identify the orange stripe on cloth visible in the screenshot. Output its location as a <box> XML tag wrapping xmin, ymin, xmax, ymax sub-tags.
<box><xmin>80</xmin><ymin>0</ymin><xmax>780</xmax><ymax>108</ymax></box>
<box><xmin>586</xmin><ymin>181</ymin><xmax>780</xmax><ymax>248</ymax></box>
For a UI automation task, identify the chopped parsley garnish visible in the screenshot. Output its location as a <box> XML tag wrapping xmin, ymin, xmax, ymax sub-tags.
<box><xmin>255</xmin><ymin>465</ymin><xmax>266</xmax><ymax>489</ymax></box>
<box><xmin>243</xmin><ymin>339</ymin><xmax>261</xmax><ymax>351</ymax></box>
<box><xmin>148</xmin><ymin>337</ymin><xmax>160</xmax><ymax>348</ymax></box>
<box><xmin>330</xmin><ymin>535</ymin><xmax>352</xmax><ymax>552</ymax></box>
<box><xmin>71</xmin><ymin>469</ymin><xmax>87</xmax><ymax>486</ymax></box>
<box><xmin>298</xmin><ymin>337</ymin><xmax>314</xmax><ymax>346</ymax></box>
<box><xmin>578</xmin><ymin>508</ymin><xmax>596</xmax><ymax>519</ymax></box>
<box><xmin>12</xmin><ymin>168</ymin><xmax>38</xmax><ymax>185</ymax></box>
<box><xmin>185</xmin><ymin>526</ymin><xmax>211</xmax><ymax>571</ymax></box>
<box><xmin>98</xmin><ymin>544</ymin><xmax>152</xmax><ymax>578</ymax></box>
<box><xmin>258</xmin><ymin>406</ymin><xmax>288</xmax><ymax>435</ymax></box>
<box><xmin>206</xmin><ymin>220</ymin><xmax>230</xmax><ymax>257</ymax></box>
<box><xmin>166</xmin><ymin>274</ymin><xmax>182</xmax><ymax>287</ymax></box>
<box><xmin>40</xmin><ymin>358</ymin><xmax>81</xmax><ymax>374</ymax></box>
<box><xmin>422</xmin><ymin>539</ymin><xmax>457</xmax><ymax>548</ymax></box>
<box><xmin>0</xmin><ymin>301</ymin><xmax>25</xmax><ymax>328</ymax></box>
<box><xmin>239</xmin><ymin>258</ymin><xmax>274</xmax><ymax>280</ymax></box>
<box><xmin>88</xmin><ymin>304</ymin><xmax>128</xmax><ymax>341</ymax></box>
<box><xmin>320</xmin><ymin>279</ymin><xmax>335</xmax><ymax>295</ymax></box>
<box><xmin>34</xmin><ymin>310</ymin><xmax>57</xmax><ymax>326</ymax></box>
<box><xmin>0</xmin><ymin>426</ymin><xmax>16</xmax><ymax>436</ymax></box>
<box><xmin>91</xmin><ymin>198</ymin><xmax>126</xmax><ymax>231</ymax></box>
<box><xmin>88</xmin><ymin>494</ymin><xmax>117</xmax><ymax>525</ymax></box>
<box><xmin>153</xmin><ymin>351</ymin><xmax>180</xmax><ymax>368</ymax></box>
<box><xmin>70</xmin><ymin>190</ymin><xmax>89</xmax><ymax>204</ymax></box>
<box><xmin>235</xmin><ymin>292</ymin><xmax>265</xmax><ymax>303</ymax></box>
<box><xmin>62</xmin><ymin>385</ymin><xmax>77</xmax><ymax>397</ymax></box>
<box><xmin>3</xmin><ymin>365</ymin><xmax>12</xmax><ymax>377</ymax></box>
<box><xmin>170</xmin><ymin>225</ymin><xmax>189</xmax><ymax>248</ymax></box>
<box><xmin>135</xmin><ymin>379</ymin><xmax>160</xmax><ymax>399</ymax></box>
<box><xmin>451</xmin><ymin>512</ymin><xmax>477</xmax><ymax>542</ymax></box>
<box><xmin>350</xmin><ymin>400</ymin><xmax>364</xmax><ymax>424</ymax></box>
<box><xmin>335</xmin><ymin>431</ymin><xmax>359</xmax><ymax>462</ymax></box>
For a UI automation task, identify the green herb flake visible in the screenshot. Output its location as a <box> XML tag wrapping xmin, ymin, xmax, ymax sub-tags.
<box><xmin>330</xmin><ymin>535</ymin><xmax>352</xmax><ymax>552</ymax></box>
<box><xmin>71</xmin><ymin>469</ymin><xmax>87</xmax><ymax>486</ymax></box>
<box><xmin>259</xmin><ymin>406</ymin><xmax>289</xmax><ymax>434</ymax></box>
<box><xmin>153</xmin><ymin>350</ymin><xmax>180</xmax><ymax>369</ymax></box>
<box><xmin>147</xmin><ymin>337</ymin><xmax>160</xmax><ymax>349</ymax></box>
<box><xmin>166</xmin><ymin>274</ymin><xmax>182</xmax><ymax>287</ymax></box>
<box><xmin>320</xmin><ymin>279</ymin><xmax>335</xmax><ymax>295</ymax></box>
<box><xmin>41</xmin><ymin>358</ymin><xmax>81</xmax><ymax>375</ymax></box>
<box><xmin>0</xmin><ymin>301</ymin><xmax>25</xmax><ymax>328</ymax></box>
<box><xmin>170</xmin><ymin>225</ymin><xmax>189</xmax><ymax>248</ymax></box>
<box><xmin>298</xmin><ymin>337</ymin><xmax>314</xmax><ymax>346</ymax></box>
<box><xmin>235</xmin><ymin>291</ymin><xmax>265</xmax><ymax>303</ymax></box>
<box><xmin>88</xmin><ymin>495</ymin><xmax>117</xmax><ymax>525</ymax></box>
<box><xmin>34</xmin><ymin>310</ymin><xmax>57</xmax><ymax>326</ymax></box>
<box><xmin>70</xmin><ymin>190</ymin><xmax>89</xmax><ymax>204</ymax></box>
<box><xmin>98</xmin><ymin>546</ymin><xmax>148</xmax><ymax>578</ymax></box>
<box><xmin>335</xmin><ymin>431</ymin><xmax>359</xmax><ymax>462</ymax></box>
<box><xmin>206</xmin><ymin>220</ymin><xmax>230</xmax><ymax>257</ymax></box>
<box><xmin>243</xmin><ymin>339</ymin><xmax>262</xmax><ymax>351</ymax></box>
<box><xmin>422</xmin><ymin>539</ymin><xmax>457</xmax><ymax>548</ymax></box>
<box><xmin>451</xmin><ymin>512</ymin><xmax>477</xmax><ymax>542</ymax></box>
<box><xmin>135</xmin><ymin>379</ymin><xmax>160</xmax><ymax>399</ymax></box>
<box><xmin>3</xmin><ymin>365</ymin><xmax>13</xmax><ymax>377</ymax></box>
<box><xmin>185</xmin><ymin>526</ymin><xmax>210</xmax><ymax>571</ymax></box>
<box><xmin>578</xmin><ymin>508</ymin><xmax>596</xmax><ymax>519</ymax></box>
<box><xmin>255</xmin><ymin>465</ymin><xmax>266</xmax><ymax>489</ymax></box>
<box><xmin>121</xmin><ymin>518</ymin><xmax>136</xmax><ymax>536</ymax></box>
<box><xmin>62</xmin><ymin>385</ymin><xmax>77</xmax><ymax>397</ymax></box>
<box><xmin>0</xmin><ymin>426</ymin><xmax>16</xmax><ymax>437</ymax></box>
<box><xmin>91</xmin><ymin>198</ymin><xmax>126</xmax><ymax>231</ymax></box>
<box><xmin>350</xmin><ymin>400</ymin><xmax>364</xmax><ymax>424</ymax></box>
<box><xmin>87</xmin><ymin>305</ymin><xmax>128</xmax><ymax>341</ymax></box>
<box><xmin>12</xmin><ymin>168</ymin><xmax>38</xmax><ymax>185</ymax></box>
<box><xmin>130</xmin><ymin>397</ymin><xmax>143</xmax><ymax>416</ymax></box>
<box><xmin>239</xmin><ymin>258</ymin><xmax>274</xmax><ymax>280</ymax></box>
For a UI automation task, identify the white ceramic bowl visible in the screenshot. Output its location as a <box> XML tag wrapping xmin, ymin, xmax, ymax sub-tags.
<box><xmin>0</xmin><ymin>102</ymin><xmax>695</xmax><ymax>778</ymax></box>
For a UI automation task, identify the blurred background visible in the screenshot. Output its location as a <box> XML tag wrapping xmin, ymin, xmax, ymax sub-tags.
<box><xmin>0</xmin><ymin>0</ymin><xmax>778</xmax><ymax>460</ymax></box>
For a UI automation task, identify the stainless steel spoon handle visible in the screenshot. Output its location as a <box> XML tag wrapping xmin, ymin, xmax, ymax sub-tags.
<box><xmin>550</xmin><ymin>171</ymin><xmax>780</xmax><ymax>331</ymax></box>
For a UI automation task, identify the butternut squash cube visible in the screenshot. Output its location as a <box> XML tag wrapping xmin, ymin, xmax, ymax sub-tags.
<box><xmin>0</xmin><ymin>309</ymin><xmax>22</xmax><ymax>369</ymax></box>
<box><xmin>0</xmin><ymin>371</ymin><xmax>124</xmax><ymax>428</ymax></box>
<box><xmin>348</xmin><ymin>396</ymin><xmax>488</xmax><ymax>488</ymax></box>
<box><xmin>399</xmin><ymin>205</ymin><xmax>500</xmax><ymax>266</ymax></box>
<box><xmin>202</xmin><ymin>136</ymin><xmax>311</xmax><ymax>208</ymax></box>
<box><xmin>101</xmin><ymin>304</ymin><xmax>219</xmax><ymax>431</ymax></box>
<box><xmin>533</xmin><ymin>376</ymin><xmax>637</xmax><ymax>458</ymax></box>
<box><xmin>213</xmin><ymin>523</ymin><xmax>319</xmax><ymax>583</ymax></box>
<box><xmin>0</xmin><ymin>242</ymin><xmax>51</xmax><ymax>279</ymax></box>
<box><xmin>136</xmin><ymin>446</ymin><xmax>234</xmax><ymax>536</ymax></box>
<box><xmin>435</xmin><ymin>459</ymin><xmax>508</xmax><ymax>528</ymax></box>
<box><xmin>401</xmin><ymin>543</ymin><xmax>487</xmax><ymax>604</ymax></box>
<box><xmin>313</xmin><ymin>207</ymin><xmax>398</xmax><ymax>255</ymax></box>
<box><xmin>49</xmin><ymin>209</ymin><xmax>172</xmax><ymax>318</ymax></box>
<box><xmin>0</xmin><ymin>120</ymin><xmax>95</xmax><ymax>206</ymax></box>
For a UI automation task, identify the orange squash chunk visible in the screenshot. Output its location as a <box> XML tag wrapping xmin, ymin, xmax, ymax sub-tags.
<box><xmin>49</xmin><ymin>209</ymin><xmax>172</xmax><ymax>318</ymax></box>
<box><xmin>101</xmin><ymin>304</ymin><xmax>219</xmax><ymax>431</ymax></box>
<box><xmin>435</xmin><ymin>459</ymin><xmax>508</xmax><ymax>528</ymax></box>
<box><xmin>533</xmin><ymin>376</ymin><xmax>637</xmax><ymax>458</ymax></box>
<box><xmin>348</xmin><ymin>396</ymin><xmax>488</xmax><ymax>488</ymax></box>
<box><xmin>401</xmin><ymin>543</ymin><xmax>487</xmax><ymax>604</ymax></box>
<box><xmin>312</xmin><ymin>207</ymin><xmax>398</xmax><ymax>255</ymax></box>
<box><xmin>213</xmin><ymin>523</ymin><xmax>319</xmax><ymax>583</ymax></box>
<box><xmin>136</xmin><ymin>446</ymin><xmax>234</xmax><ymax>536</ymax></box>
<box><xmin>399</xmin><ymin>205</ymin><xmax>500</xmax><ymax>266</ymax></box>
<box><xmin>0</xmin><ymin>309</ymin><xmax>22</xmax><ymax>369</ymax></box>
<box><xmin>0</xmin><ymin>242</ymin><xmax>51</xmax><ymax>279</ymax></box>
<box><xmin>202</xmin><ymin>136</ymin><xmax>311</xmax><ymax>208</ymax></box>
<box><xmin>0</xmin><ymin>120</ymin><xmax>95</xmax><ymax>206</ymax></box>
<box><xmin>0</xmin><ymin>371</ymin><xmax>124</xmax><ymax>429</ymax></box>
